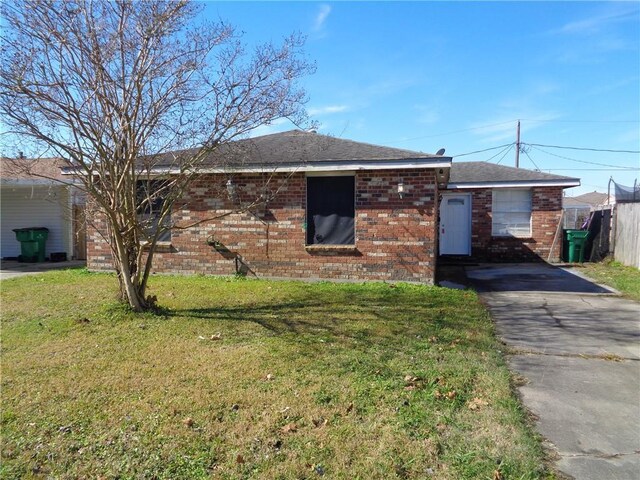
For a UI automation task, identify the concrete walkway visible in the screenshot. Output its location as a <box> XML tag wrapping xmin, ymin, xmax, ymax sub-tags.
<box><xmin>0</xmin><ymin>260</ymin><xmax>86</xmax><ymax>280</ymax></box>
<box><xmin>464</xmin><ymin>264</ymin><xmax>640</xmax><ymax>480</ymax></box>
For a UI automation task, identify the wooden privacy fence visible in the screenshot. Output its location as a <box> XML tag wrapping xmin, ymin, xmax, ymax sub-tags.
<box><xmin>613</xmin><ymin>203</ymin><xmax>640</xmax><ymax>269</ymax></box>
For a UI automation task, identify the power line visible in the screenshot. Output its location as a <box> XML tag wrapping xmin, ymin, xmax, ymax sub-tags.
<box><xmin>494</xmin><ymin>144</ymin><xmax>514</xmax><ymax>165</ymax></box>
<box><xmin>482</xmin><ymin>143</ymin><xmax>513</xmax><ymax>164</ymax></box>
<box><xmin>453</xmin><ymin>143</ymin><xmax>514</xmax><ymax>158</ymax></box>
<box><xmin>523</xmin><ymin>149</ymin><xmax>541</xmax><ymax>171</ymax></box>
<box><xmin>520</xmin><ymin>118</ymin><xmax>640</xmax><ymax>124</ymax></box>
<box><xmin>386</xmin><ymin>120</ymin><xmax>517</xmax><ymax>144</ymax></box>
<box><xmin>529</xmin><ymin>145</ymin><xmax>639</xmax><ymax>170</ymax></box>
<box><xmin>543</xmin><ymin>168</ymin><xmax>640</xmax><ymax>171</ymax></box>
<box><xmin>525</xmin><ymin>142</ymin><xmax>640</xmax><ymax>154</ymax></box>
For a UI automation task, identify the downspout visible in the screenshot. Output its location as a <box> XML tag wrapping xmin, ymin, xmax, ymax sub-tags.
<box><xmin>434</xmin><ymin>176</ymin><xmax>439</xmax><ymax>284</ymax></box>
<box><xmin>67</xmin><ymin>185</ymin><xmax>74</xmax><ymax>260</ymax></box>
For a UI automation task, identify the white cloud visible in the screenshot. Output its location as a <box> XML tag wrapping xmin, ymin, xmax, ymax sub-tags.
<box><xmin>313</xmin><ymin>4</ymin><xmax>331</xmax><ymax>32</ymax></box>
<box><xmin>413</xmin><ymin>105</ymin><xmax>440</xmax><ymax>126</ymax></box>
<box><xmin>307</xmin><ymin>105</ymin><xmax>349</xmax><ymax>116</ymax></box>
<box><xmin>550</xmin><ymin>6</ymin><xmax>639</xmax><ymax>36</ymax></box>
<box><xmin>470</xmin><ymin>112</ymin><xmax>562</xmax><ymax>144</ymax></box>
<box><xmin>248</xmin><ymin>118</ymin><xmax>291</xmax><ymax>138</ymax></box>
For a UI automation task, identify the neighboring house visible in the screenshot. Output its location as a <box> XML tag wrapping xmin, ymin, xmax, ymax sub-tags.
<box><xmin>444</xmin><ymin>162</ymin><xmax>580</xmax><ymax>261</ymax></box>
<box><xmin>1</xmin><ymin>157</ymin><xmax>86</xmax><ymax>261</ymax></box>
<box><xmin>562</xmin><ymin>196</ymin><xmax>592</xmax><ymax>229</ymax></box>
<box><xmin>562</xmin><ymin>191</ymin><xmax>611</xmax><ymax>229</ymax></box>
<box><xmin>84</xmin><ymin>130</ymin><xmax>580</xmax><ymax>283</ymax></box>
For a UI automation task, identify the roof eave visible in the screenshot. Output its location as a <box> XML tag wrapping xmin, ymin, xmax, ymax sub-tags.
<box><xmin>1</xmin><ymin>178</ymin><xmax>69</xmax><ymax>186</ymax></box>
<box><xmin>447</xmin><ymin>179</ymin><xmax>580</xmax><ymax>189</ymax></box>
<box><xmin>145</xmin><ymin>157</ymin><xmax>452</xmax><ymax>175</ymax></box>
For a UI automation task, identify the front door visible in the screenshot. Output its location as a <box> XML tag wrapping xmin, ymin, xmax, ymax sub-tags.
<box><xmin>439</xmin><ymin>194</ymin><xmax>471</xmax><ymax>255</ymax></box>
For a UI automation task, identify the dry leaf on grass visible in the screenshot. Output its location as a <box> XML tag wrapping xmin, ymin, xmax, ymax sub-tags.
<box><xmin>182</xmin><ymin>417</ymin><xmax>194</xmax><ymax>428</ymax></box>
<box><xmin>346</xmin><ymin>402</ymin><xmax>354</xmax><ymax>413</ymax></box>
<box><xmin>312</xmin><ymin>417</ymin><xmax>328</xmax><ymax>428</ymax></box>
<box><xmin>467</xmin><ymin>397</ymin><xmax>489</xmax><ymax>410</ymax></box>
<box><xmin>281</xmin><ymin>422</ymin><xmax>297</xmax><ymax>434</ymax></box>
<box><xmin>265</xmin><ymin>373</ymin><xmax>275</xmax><ymax>381</ymax></box>
<box><xmin>493</xmin><ymin>469</ymin><xmax>503</xmax><ymax>480</ymax></box>
<box><xmin>210</xmin><ymin>333</ymin><xmax>222</xmax><ymax>341</ymax></box>
<box><xmin>404</xmin><ymin>375</ymin><xmax>421</xmax><ymax>390</ymax></box>
<box><xmin>236</xmin><ymin>454</ymin><xmax>245</xmax><ymax>464</ymax></box>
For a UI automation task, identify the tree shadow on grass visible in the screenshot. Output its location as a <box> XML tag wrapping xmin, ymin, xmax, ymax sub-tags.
<box><xmin>167</xmin><ymin>291</ymin><xmax>483</xmax><ymax>353</ymax></box>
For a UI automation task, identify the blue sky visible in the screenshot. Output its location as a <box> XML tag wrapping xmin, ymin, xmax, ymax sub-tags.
<box><xmin>206</xmin><ymin>1</ymin><xmax>640</xmax><ymax>196</ymax></box>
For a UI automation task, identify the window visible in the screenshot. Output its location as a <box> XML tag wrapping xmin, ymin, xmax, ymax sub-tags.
<box><xmin>137</xmin><ymin>180</ymin><xmax>171</xmax><ymax>242</ymax></box>
<box><xmin>306</xmin><ymin>175</ymin><xmax>355</xmax><ymax>245</ymax></box>
<box><xmin>492</xmin><ymin>189</ymin><xmax>532</xmax><ymax>237</ymax></box>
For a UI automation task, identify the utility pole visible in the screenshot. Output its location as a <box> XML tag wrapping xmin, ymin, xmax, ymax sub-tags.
<box><xmin>515</xmin><ymin>119</ymin><xmax>520</xmax><ymax>168</ymax></box>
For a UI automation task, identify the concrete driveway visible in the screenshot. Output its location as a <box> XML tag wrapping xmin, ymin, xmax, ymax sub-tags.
<box><xmin>0</xmin><ymin>260</ymin><xmax>86</xmax><ymax>280</ymax></box>
<box><xmin>465</xmin><ymin>264</ymin><xmax>640</xmax><ymax>480</ymax></box>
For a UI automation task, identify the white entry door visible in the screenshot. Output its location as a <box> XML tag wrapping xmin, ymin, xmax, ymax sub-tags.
<box><xmin>439</xmin><ymin>194</ymin><xmax>471</xmax><ymax>255</ymax></box>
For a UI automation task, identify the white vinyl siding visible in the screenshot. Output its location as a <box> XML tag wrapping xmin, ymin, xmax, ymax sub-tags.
<box><xmin>1</xmin><ymin>185</ymin><xmax>72</xmax><ymax>258</ymax></box>
<box><xmin>492</xmin><ymin>189</ymin><xmax>532</xmax><ymax>237</ymax></box>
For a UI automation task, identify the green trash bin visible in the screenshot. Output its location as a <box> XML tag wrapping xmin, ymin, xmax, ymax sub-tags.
<box><xmin>13</xmin><ymin>227</ymin><xmax>49</xmax><ymax>262</ymax></box>
<box><xmin>565</xmin><ymin>229</ymin><xmax>589</xmax><ymax>263</ymax></box>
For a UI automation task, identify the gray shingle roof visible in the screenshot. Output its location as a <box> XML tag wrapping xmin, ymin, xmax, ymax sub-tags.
<box><xmin>449</xmin><ymin>161</ymin><xmax>580</xmax><ymax>186</ymax></box>
<box><xmin>571</xmin><ymin>191</ymin><xmax>609</xmax><ymax>206</ymax></box>
<box><xmin>152</xmin><ymin>130</ymin><xmax>449</xmax><ymax>169</ymax></box>
<box><xmin>563</xmin><ymin>196</ymin><xmax>592</xmax><ymax>208</ymax></box>
<box><xmin>1</xmin><ymin>157</ymin><xmax>67</xmax><ymax>182</ymax></box>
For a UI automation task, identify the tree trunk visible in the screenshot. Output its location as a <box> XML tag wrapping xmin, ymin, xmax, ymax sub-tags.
<box><xmin>111</xmin><ymin>231</ymin><xmax>147</xmax><ymax>312</ymax></box>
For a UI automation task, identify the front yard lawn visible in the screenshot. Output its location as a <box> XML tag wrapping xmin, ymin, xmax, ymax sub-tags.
<box><xmin>1</xmin><ymin>270</ymin><xmax>550</xmax><ymax>479</ymax></box>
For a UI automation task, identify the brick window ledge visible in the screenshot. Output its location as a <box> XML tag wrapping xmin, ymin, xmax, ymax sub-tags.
<box><xmin>491</xmin><ymin>236</ymin><xmax>535</xmax><ymax>241</ymax></box>
<box><xmin>141</xmin><ymin>241</ymin><xmax>173</xmax><ymax>252</ymax></box>
<box><xmin>305</xmin><ymin>244</ymin><xmax>358</xmax><ymax>252</ymax></box>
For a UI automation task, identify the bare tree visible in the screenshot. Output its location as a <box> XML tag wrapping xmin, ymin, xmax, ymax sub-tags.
<box><xmin>0</xmin><ymin>0</ymin><xmax>314</xmax><ymax>311</ymax></box>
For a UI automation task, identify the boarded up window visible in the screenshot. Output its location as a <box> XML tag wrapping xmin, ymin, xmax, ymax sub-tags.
<box><xmin>306</xmin><ymin>176</ymin><xmax>355</xmax><ymax>245</ymax></box>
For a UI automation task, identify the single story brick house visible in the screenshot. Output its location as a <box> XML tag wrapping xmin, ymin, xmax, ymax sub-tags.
<box><xmin>443</xmin><ymin>161</ymin><xmax>579</xmax><ymax>261</ymax></box>
<box><xmin>86</xmin><ymin>130</ymin><xmax>579</xmax><ymax>283</ymax></box>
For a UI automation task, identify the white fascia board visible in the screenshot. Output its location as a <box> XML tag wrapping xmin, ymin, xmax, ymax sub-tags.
<box><xmin>0</xmin><ymin>179</ymin><xmax>65</xmax><ymax>186</ymax></box>
<box><xmin>151</xmin><ymin>159</ymin><xmax>452</xmax><ymax>175</ymax></box>
<box><xmin>447</xmin><ymin>179</ymin><xmax>580</xmax><ymax>189</ymax></box>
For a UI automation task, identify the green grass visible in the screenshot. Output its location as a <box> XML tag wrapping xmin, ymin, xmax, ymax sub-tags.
<box><xmin>1</xmin><ymin>269</ymin><xmax>552</xmax><ymax>479</ymax></box>
<box><xmin>578</xmin><ymin>259</ymin><xmax>640</xmax><ymax>301</ymax></box>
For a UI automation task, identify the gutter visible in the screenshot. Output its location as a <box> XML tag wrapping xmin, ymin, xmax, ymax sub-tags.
<box><xmin>447</xmin><ymin>179</ymin><xmax>580</xmax><ymax>189</ymax></box>
<box><xmin>63</xmin><ymin>157</ymin><xmax>453</xmax><ymax>176</ymax></box>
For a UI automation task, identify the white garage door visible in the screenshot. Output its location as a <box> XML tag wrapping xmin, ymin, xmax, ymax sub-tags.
<box><xmin>1</xmin><ymin>185</ymin><xmax>71</xmax><ymax>259</ymax></box>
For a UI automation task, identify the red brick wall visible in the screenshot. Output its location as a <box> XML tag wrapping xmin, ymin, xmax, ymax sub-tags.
<box><xmin>444</xmin><ymin>186</ymin><xmax>564</xmax><ymax>262</ymax></box>
<box><xmin>87</xmin><ymin>169</ymin><xmax>439</xmax><ymax>283</ymax></box>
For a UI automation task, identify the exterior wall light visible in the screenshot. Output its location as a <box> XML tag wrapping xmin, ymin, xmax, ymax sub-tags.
<box><xmin>397</xmin><ymin>181</ymin><xmax>405</xmax><ymax>199</ymax></box>
<box><xmin>226</xmin><ymin>178</ymin><xmax>238</xmax><ymax>202</ymax></box>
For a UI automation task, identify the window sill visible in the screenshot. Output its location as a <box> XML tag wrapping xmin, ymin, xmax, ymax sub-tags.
<box><xmin>305</xmin><ymin>244</ymin><xmax>357</xmax><ymax>252</ymax></box>
<box><xmin>491</xmin><ymin>235</ymin><xmax>533</xmax><ymax>240</ymax></box>
<box><xmin>141</xmin><ymin>241</ymin><xmax>173</xmax><ymax>252</ymax></box>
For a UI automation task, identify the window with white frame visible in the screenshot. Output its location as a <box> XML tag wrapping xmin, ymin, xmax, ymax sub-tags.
<box><xmin>492</xmin><ymin>189</ymin><xmax>532</xmax><ymax>237</ymax></box>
